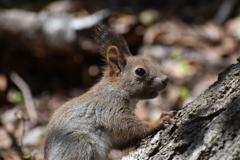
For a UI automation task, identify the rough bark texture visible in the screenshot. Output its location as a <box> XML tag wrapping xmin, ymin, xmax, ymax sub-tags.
<box><xmin>123</xmin><ymin>59</ymin><xmax>240</xmax><ymax>160</ymax></box>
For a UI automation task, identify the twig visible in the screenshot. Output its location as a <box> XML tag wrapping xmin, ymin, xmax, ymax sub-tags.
<box><xmin>21</xmin><ymin>117</ymin><xmax>26</xmax><ymax>153</ymax></box>
<box><xmin>213</xmin><ymin>0</ymin><xmax>239</xmax><ymax>25</ymax></box>
<box><xmin>10</xmin><ymin>72</ymin><xmax>38</xmax><ymax>122</ymax></box>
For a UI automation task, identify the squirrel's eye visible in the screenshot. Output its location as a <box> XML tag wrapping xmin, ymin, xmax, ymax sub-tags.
<box><xmin>135</xmin><ymin>68</ymin><xmax>146</xmax><ymax>76</ymax></box>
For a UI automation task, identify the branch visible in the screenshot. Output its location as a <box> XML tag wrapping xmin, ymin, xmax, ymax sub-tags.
<box><xmin>0</xmin><ymin>8</ymin><xmax>110</xmax><ymax>54</ymax></box>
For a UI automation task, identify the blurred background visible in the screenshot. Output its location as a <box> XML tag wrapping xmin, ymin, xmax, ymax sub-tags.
<box><xmin>0</xmin><ymin>0</ymin><xmax>239</xmax><ymax>159</ymax></box>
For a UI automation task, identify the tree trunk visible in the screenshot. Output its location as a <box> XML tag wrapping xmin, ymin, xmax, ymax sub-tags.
<box><xmin>123</xmin><ymin>59</ymin><xmax>240</xmax><ymax>160</ymax></box>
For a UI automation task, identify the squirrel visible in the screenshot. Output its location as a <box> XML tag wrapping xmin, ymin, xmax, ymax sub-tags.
<box><xmin>44</xmin><ymin>24</ymin><xmax>176</xmax><ymax>160</ymax></box>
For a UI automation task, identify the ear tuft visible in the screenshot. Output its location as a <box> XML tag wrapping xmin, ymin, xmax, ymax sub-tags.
<box><xmin>93</xmin><ymin>24</ymin><xmax>131</xmax><ymax>57</ymax></box>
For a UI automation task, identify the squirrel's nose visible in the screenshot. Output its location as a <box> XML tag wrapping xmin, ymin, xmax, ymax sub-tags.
<box><xmin>161</xmin><ymin>76</ymin><xmax>169</xmax><ymax>84</ymax></box>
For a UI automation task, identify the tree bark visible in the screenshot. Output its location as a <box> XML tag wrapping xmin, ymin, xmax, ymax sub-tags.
<box><xmin>123</xmin><ymin>59</ymin><xmax>240</xmax><ymax>160</ymax></box>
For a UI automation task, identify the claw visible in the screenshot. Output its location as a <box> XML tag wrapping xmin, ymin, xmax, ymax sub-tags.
<box><xmin>158</xmin><ymin>111</ymin><xmax>177</xmax><ymax>129</ymax></box>
<box><xmin>161</xmin><ymin>110</ymin><xmax>178</xmax><ymax>118</ymax></box>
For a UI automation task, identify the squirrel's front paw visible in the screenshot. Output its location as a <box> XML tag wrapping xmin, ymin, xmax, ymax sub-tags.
<box><xmin>160</xmin><ymin>111</ymin><xmax>178</xmax><ymax>118</ymax></box>
<box><xmin>159</xmin><ymin>111</ymin><xmax>178</xmax><ymax>128</ymax></box>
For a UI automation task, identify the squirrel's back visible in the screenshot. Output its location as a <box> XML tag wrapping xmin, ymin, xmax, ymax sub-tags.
<box><xmin>44</xmin><ymin>79</ymin><xmax>132</xmax><ymax>160</ymax></box>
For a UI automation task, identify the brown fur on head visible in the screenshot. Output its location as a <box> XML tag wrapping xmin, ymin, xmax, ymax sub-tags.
<box><xmin>93</xmin><ymin>24</ymin><xmax>168</xmax><ymax>100</ymax></box>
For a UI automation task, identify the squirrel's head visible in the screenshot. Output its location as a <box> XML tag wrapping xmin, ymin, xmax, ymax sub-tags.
<box><xmin>93</xmin><ymin>24</ymin><xmax>168</xmax><ymax>99</ymax></box>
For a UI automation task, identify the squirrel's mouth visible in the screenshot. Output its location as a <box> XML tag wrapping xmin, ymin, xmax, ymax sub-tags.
<box><xmin>149</xmin><ymin>90</ymin><xmax>160</xmax><ymax>98</ymax></box>
<box><xmin>149</xmin><ymin>84</ymin><xmax>167</xmax><ymax>98</ymax></box>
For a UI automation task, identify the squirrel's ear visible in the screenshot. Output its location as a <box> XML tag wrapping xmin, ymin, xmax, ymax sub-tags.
<box><xmin>106</xmin><ymin>45</ymin><xmax>127</xmax><ymax>75</ymax></box>
<box><xmin>93</xmin><ymin>24</ymin><xmax>132</xmax><ymax>57</ymax></box>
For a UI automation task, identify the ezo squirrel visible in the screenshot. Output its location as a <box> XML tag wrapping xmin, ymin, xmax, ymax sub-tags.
<box><xmin>44</xmin><ymin>24</ymin><xmax>176</xmax><ymax>160</ymax></box>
